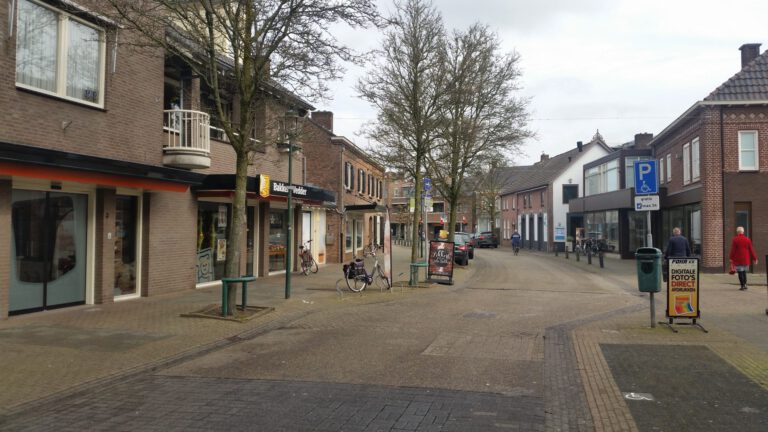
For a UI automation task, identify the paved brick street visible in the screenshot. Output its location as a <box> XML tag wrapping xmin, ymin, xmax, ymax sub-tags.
<box><xmin>1</xmin><ymin>245</ymin><xmax>767</xmax><ymax>431</ymax></box>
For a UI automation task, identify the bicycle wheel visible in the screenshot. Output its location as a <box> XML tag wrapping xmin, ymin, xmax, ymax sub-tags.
<box><xmin>345</xmin><ymin>267</ymin><xmax>367</xmax><ymax>292</ymax></box>
<box><xmin>300</xmin><ymin>255</ymin><xmax>310</xmax><ymax>275</ymax></box>
<box><xmin>310</xmin><ymin>257</ymin><xmax>319</xmax><ymax>274</ymax></box>
<box><xmin>374</xmin><ymin>266</ymin><xmax>391</xmax><ymax>290</ymax></box>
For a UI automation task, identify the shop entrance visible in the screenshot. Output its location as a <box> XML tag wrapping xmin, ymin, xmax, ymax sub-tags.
<box><xmin>9</xmin><ymin>190</ymin><xmax>88</xmax><ymax>315</ymax></box>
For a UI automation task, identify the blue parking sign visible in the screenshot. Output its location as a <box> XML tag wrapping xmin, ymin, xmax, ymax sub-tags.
<box><xmin>634</xmin><ymin>161</ymin><xmax>657</xmax><ymax>195</ymax></box>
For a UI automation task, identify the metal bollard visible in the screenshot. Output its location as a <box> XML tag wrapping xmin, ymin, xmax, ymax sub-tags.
<box><xmin>576</xmin><ymin>250</ymin><xmax>580</xmax><ymax>261</ymax></box>
<box><xmin>599</xmin><ymin>251</ymin><xmax>604</xmax><ymax>268</ymax></box>
<box><xmin>587</xmin><ymin>250</ymin><xmax>592</xmax><ymax>265</ymax></box>
<box><xmin>565</xmin><ymin>247</ymin><xmax>569</xmax><ymax>259</ymax></box>
<box><xmin>555</xmin><ymin>247</ymin><xmax>559</xmax><ymax>257</ymax></box>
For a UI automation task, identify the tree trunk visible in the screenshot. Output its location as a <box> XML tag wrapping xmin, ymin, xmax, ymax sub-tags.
<box><xmin>411</xmin><ymin>171</ymin><xmax>423</xmax><ymax>264</ymax></box>
<box><xmin>224</xmin><ymin>147</ymin><xmax>249</xmax><ymax>315</ymax></box>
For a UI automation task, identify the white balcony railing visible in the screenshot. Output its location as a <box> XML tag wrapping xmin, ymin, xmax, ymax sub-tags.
<box><xmin>162</xmin><ymin>109</ymin><xmax>211</xmax><ymax>169</ymax></box>
<box><xmin>163</xmin><ymin>109</ymin><xmax>211</xmax><ymax>154</ymax></box>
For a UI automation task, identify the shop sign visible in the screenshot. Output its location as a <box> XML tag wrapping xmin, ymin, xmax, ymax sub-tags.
<box><xmin>554</xmin><ymin>225</ymin><xmax>566</xmax><ymax>242</ymax></box>
<box><xmin>666</xmin><ymin>258</ymin><xmax>699</xmax><ymax>318</ymax></box>
<box><xmin>272</xmin><ymin>181</ymin><xmax>308</xmax><ymax>196</ymax></box>
<box><xmin>259</xmin><ymin>174</ymin><xmax>270</xmax><ymax>198</ymax></box>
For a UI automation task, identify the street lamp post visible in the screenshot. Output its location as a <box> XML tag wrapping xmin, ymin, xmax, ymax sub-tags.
<box><xmin>283</xmin><ymin>110</ymin><xmax>301</xmax><ymax>299</ymax></box>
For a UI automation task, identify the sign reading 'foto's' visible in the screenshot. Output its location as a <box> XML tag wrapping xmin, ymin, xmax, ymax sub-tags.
<box><xmin>666</xmin><ymin>258</ymin><xmax>700</xmax><ymax>319</ymax></box>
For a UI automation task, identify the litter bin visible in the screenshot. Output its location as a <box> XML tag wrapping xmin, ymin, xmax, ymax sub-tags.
<box><xmin>635</xmin><ymin>247</ymin><xmax>662</xmax><ymax>293</ymax></box>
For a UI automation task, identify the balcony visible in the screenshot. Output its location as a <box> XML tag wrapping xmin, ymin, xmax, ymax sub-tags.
<box><xmin>162</xmin><ymin>109</ymin><xmax>211</xmax><ymax>169</ymax></box>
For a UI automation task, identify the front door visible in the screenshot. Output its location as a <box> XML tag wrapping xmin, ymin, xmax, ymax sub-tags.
<box><xmin>10</xmin><ymin>190</ymin><xmax>88</xmax><ymax>315</ymax></box>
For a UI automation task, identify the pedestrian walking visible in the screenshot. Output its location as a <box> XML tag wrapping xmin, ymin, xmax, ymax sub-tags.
<box><xmin>663</xmin><ymin>227</ymin><xmax>691</xmax><ymax>283</ymax></box>
<box><xmin>729</xmin><ymin>226</ymin><xmax>758</xmax><ymax>290</ymax></box>
<box><xmin>511</xmin><ymin>230</ymin><xmax>521</xmax><ymax>255</ymax></box>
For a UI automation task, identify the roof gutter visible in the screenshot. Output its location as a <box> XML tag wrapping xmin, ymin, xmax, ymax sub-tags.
<box><xmin>650</xmin><ymin>99</ymin><xmax>768</xmax><ymax>148</ymax></box>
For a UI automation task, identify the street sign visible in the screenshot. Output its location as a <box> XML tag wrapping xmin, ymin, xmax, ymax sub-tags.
<box><xmin>634</xmin><ymin>161</ymin><xmax>658</xmax><ymax>195</ymax></box>
<box><xmin>425</xmin><ymin>197</ymin><xmax>433</xmax><ymax>209</ymax></box>
<box><xmin>634</xmin><ymin>195</ymin><xmax>660</xmax><ymax>211</ymax></box>
<box><xmin>423</xmin><ymin>177</ymin><xmax>432</xmax><ymax>192</ymax></box>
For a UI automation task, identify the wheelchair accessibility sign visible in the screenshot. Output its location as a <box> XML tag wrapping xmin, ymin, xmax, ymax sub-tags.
<box><xmin>634</xmin><ymin>161</ymin><xmax>658</xmax><ymax>195</ymax></box>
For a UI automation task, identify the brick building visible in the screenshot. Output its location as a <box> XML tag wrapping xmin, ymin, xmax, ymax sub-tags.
<box><xmin>301</xmin><ymin>111</ymin><xmax>386</xmax><ymax>263</ymax></box>
<box><xmin>0</xmin><ymin>0</ymin><xmax>332</xmax><ymax>317</ymax></box>
<box><xmin>650</xmin><ymin>43</ymin><xmax>768</xmax><ymax>273</ymax></box>
<box><xmin>500</xmin><ymin>136</ymin><xmax>613</xmax><ymax>252</ymax></box>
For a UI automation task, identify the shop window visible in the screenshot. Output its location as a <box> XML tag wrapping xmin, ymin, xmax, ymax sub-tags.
<box><xmin>345</xmin><ymin>220</ymin><xmax>352</xmax><ymax>252</ymax></box>
<box><xmin>196</xmin><ymin>203</ymin><xmax>231</xmax><ymax>283</ymax></box>
<box><xmin>267</xmin><ymin>209</ymin><xmax>288</xmax><ymax>272</ymax></box>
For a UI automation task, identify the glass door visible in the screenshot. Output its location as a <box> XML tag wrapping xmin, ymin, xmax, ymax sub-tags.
<box><xmin>10</xmin><ymin>190</ymin><xmax>87</xmax><ymax>314</ymax></box>
<box><xmin>114</xmin><ymin>195</ymin><xmax>138</xmax><ymax>298</ymax></box>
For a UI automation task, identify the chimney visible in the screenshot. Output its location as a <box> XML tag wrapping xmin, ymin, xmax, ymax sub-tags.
<box><xmin>634</xmin><ymin>132</ymin><xmax>653</xmax><ymax>148</ymax></box>
<box><xmin>577</xmin><ymin>141</ymin><xmax>583</xmax><ymax>152</ymax></box>
<box><xmin>311</xmin><ymin>111</ymin><xmax>334</xmax><ymax>133</ymax></box>
<box><xmin>540</xmin><ymin>153</ymin><xmax>549</xmax><ymax>162</ymax></box>
<box><xmin>739</xmin><ymin>43</ymin><xmax>761</xmax><ymax>69</ymax></box>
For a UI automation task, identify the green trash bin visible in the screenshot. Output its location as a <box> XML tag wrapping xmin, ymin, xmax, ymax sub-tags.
<box><xmin>635</xmin><ymin>247</ymin><xmax>662</xmax><ymax>293</ymax></box>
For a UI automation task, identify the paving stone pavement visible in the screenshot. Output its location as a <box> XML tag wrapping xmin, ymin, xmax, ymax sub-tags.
<box><xmin>1</xmin><ymin>245</ymin><xmax>767</xmax><ymax>431</ymax></box>
<box><xmin>0</xmin><ymin>376</ymin><xmax>544</xmax><ymax>432</ymax></box>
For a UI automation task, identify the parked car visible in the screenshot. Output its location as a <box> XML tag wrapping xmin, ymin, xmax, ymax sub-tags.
<box><xmin>475</xmin><ymin>231</ymin><xmax>499</xmax><ymax>248</ymax></box>
<box><xmin>452</xmin><ymin>236</ymin><xmax>471</xmax><ymax>265</ymax></box>
<box><xmin>436</xmin><ymin>236</ymin><xmax>470</xmax><ymax>265</ymax></box>
<box><xmin>455</xmin><ymin>232</ymin><xmax>474</xmax><ymax>259</ymax></box>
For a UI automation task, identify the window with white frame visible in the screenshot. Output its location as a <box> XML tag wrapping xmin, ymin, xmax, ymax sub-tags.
<box><xmin>625</xmin><ymin>156</ymin><xmax>651</xmax><ymax>189</ymax></box>
<box><xmin>691</xmin><ymin>138</ymin><xmax>700</xmax><ymax>181</ymax></box>
<box><xmin>357</xmin><ymin>169</ymin><xmax>365</xmax><ymax>193</ymax></box>
<box><xmin>659</xmin><ymin>157</ymin><xmax>665</xmax><ymax>184</ymax></box>
<box><xmin>738</xmin><ymin>131</ymin><xmax>758</xmax><ymax>171</ymax></box>
<box><xmin>344</xmin><ymin>162</ymin><xmax>353</xmax><ymax>190</ymax></box>
<box><xmin>16</xmin><ymin>0</ymin><xmax>106</xmax><ymax>106</ymax></box>
<box><xmin>368</xmin><ymin>174</ymin><xmax>373</xmax><ymax>196</ymax></box>
<box><xmin>666</xmin><ymin>154</ymin><xmax>672</xmax><ymax>182</ymax></box>
<box><xmin>584</xmin><ymin>159</ymin><xmax>619</xmax><ymax>196</ymax></box>
<box><xmin>683</xmin><ymin>143</ymin><xmax>691</xmax><ymax>185</ymax></box>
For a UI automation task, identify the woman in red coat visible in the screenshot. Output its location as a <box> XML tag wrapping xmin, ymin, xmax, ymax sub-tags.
<box><xmin>729</xmin><ymin>226</ymin><xmax>758</xmax><ymax>290</ymax></box>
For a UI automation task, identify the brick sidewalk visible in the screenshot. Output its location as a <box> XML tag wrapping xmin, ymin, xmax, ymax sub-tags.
<box><xmin>0</xmin><ymin>245</ymin><xmax>467</xmax><ymax>414</ymax></box>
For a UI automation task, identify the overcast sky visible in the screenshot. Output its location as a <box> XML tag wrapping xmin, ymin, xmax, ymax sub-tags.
<box><xmin>316</xmin><ymin>0</ymin><xmax>768</xmax><ymax>165</ymax></box>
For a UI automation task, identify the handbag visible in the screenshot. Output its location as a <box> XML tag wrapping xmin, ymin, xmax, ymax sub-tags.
<box><xmin>729</xmin><ymin>261</ymin><xmax>736</xmax><ymax>275</ymax></box>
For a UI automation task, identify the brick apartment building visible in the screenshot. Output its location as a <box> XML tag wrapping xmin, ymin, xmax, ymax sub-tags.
<box><xmin>650</xmin><ymin>43</ymin><xmax>768</xmax><ymax>273</ymax></box>
<box><xmin>302</xmin><ymin>111</ymin><xmax>386</xmax><ymax>263</ymax></box>
<box><xmin>0</xmin><ymin>0</ymin><xmax>333</xmax><ymax>317</ymax></box>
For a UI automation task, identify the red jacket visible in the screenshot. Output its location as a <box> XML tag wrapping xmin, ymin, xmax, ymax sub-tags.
<box><xmin>729</xmin><ymin>234</ymin><xmax>757</xmax><ymax>266</ymax></box>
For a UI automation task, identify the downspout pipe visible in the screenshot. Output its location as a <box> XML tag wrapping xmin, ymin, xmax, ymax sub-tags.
<box><xmin>720</xmin><ymin>106</ymin><xmax>726</xmax><ymax>271</ymax></box>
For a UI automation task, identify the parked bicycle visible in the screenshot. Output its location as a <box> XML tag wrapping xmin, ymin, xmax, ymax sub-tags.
<box><xmin>363</xmin><ymin>241</ymin><xmax>382</xmax><ymax>257</ymax></box>
<box><xmin>342</xmin><ymin>248</ymin><xmax>390</xmax><ymax>292</ymax></box>
<box><xmin>299</xmin><ymin>239</ymin><xmax>319</xmax><ymax>275</ymax></box>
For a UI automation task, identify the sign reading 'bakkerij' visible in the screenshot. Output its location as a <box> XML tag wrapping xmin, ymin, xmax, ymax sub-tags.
<box><xmin>666</xmin><ymin>258</ymin><xmax>700</xmax><ymax>319</ymax></box>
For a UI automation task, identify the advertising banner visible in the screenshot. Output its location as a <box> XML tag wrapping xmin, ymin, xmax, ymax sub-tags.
<box><xmin>428</xmin><ymin>241</ymin><xmax>454</xmax><ymax>283</ymax></box>
<box><xmin>666</xmin><ymin>258</ymin><xmax>700</xmax><ymax>318</ymax></box>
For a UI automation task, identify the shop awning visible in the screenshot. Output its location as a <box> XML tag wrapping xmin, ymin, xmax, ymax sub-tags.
<box><xmin>194</xmin><ymin>174</ymin><xmax>336</xmax><ymax>205</ymax></box>
<box><xmin>0</xmin><ymin>141</ymin><xmax>205</xmax><ymax>192</ymax></box>
<box><xmin>345</xmin><ymin>203</ymin><xmax>388</xmax><ymax>213</ymax></box>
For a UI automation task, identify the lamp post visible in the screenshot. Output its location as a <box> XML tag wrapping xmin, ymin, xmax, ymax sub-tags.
<box><xmin>283</xmin><ymin>110</ymin><xmax>301</xmax><ymax>299</ymax></box>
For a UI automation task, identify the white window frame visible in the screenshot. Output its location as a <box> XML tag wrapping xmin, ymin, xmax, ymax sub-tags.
<box><xmin>344</xmin><ymin>162</ymin><xmax>353</xmax><ymax>190</ymax></box>
<box><xmin>738</xmin><ymin>131</ymin><xmax>759</xmax><ymax>171</ymax></box>
<box><xmin>691</xmin><ymin>138</ymin><xmax>700</xmax><ymax>181</ymax></box>
<box><xmin>659</xmin><ymin>157</ymin><xmax>665</xmax><ymax>184</ymax></box>
<box><xmin>666</xmin><ymin>154</ymin><xmax>672</xmax><ymax>182</ymax></box>
<box><xmin>15</xmin><ymin>0</ymin><xmax>107</xmax><ymax>108</ymax></box>
<box><xmin>682</xmin><ymin>143</ymin><xmax>691</xmax><ymax>185</ymax></box>
<box><xmin>357</xmin><ymin>169</ymin><xmax>364</xmax><ymax>193</ymax></box>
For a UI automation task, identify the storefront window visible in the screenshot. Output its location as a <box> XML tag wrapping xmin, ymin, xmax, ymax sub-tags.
<box><xmin>355</xmin><ymin>219</ymin><xmax>363</xmax><ymax>249</ymax></box>
<box><xmin>661</xmin><ymin>204</ymin><xmax>702</xmax><ymax>255</ymax></box>
<box><xmin>628</xmin><ymin>211</ymin><xmax>648</xmax><ymax>252</ymax></box>
<box><xmin>196</xmin><ymin>202</ymin><xmax>230</xmax><ymax>283</ymax></box>
<box><xmin>585</xmin><ymin>210</ymin><xmax>619</xmax><ymax>252</ymax></box>
<box><xmin>345</xmin><ymin>220</ymin><xmax>352</xmax><ymax>252</ymax></box>
<box><xmin>269</xmin><ymin>209</ymin><xmax>288</xmax><ymax>272</ymax></box>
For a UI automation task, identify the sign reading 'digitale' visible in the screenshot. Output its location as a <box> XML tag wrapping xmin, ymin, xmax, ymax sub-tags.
<box><xmin>666</xmin><ymin>258</ymin><xmax>700</xmax><ymax>319</ymax></box>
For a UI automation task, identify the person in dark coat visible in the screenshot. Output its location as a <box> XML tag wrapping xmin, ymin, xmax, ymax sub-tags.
<box><xmin>662</xmin><ymin>227</ymin><xmax>691</xmax><ymax>283</ymax></box>
<box><xmin>664</xmin><ymin>227</ymin><xmax>691</xmax><ymax>258</ymax></box>
<box><xmin>729</xmin><ymin>226</ymin><xmax>758</xmax><ymax>290</ymax></box>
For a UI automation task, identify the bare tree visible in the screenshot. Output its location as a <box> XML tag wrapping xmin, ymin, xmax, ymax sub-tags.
<box><xmin>428</xmin><ymin>24</ymin><xmax>531</xmax><ymax>241</ymax></box>
<box><xmin>357</xmin><ymin>0</ymin><xmax>446</xmax><ymax>263</ymax></box>
<box><xmin>472</xmin><ymin>160</ymin><xmax>517</xmax><ymax>232</ymax></box>
<box><xmin>105</xmin><ymin>0</ymin><xmax>379</xmax><ymax>313</ymax></box>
